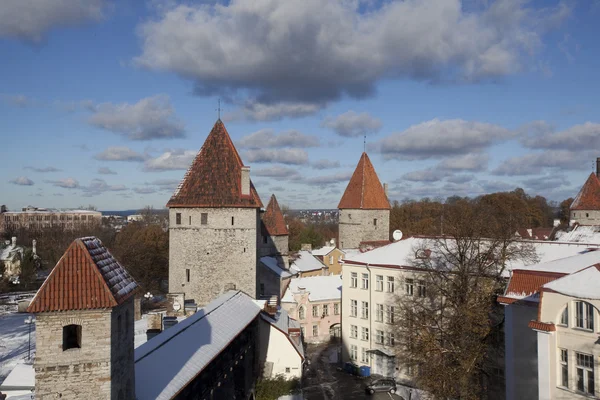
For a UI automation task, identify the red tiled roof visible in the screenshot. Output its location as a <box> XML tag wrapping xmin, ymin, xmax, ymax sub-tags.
<box><xmin>500</xmin><ymin>269</ymin><xmax>565</xmax><ymax>303</ymax></box>
<box><xmin>338</xmin><ymin>152</ymin><xmax>390</xmax><ymax>210</ymax></box>
<box><xmin>167</xmin><ymin>120</ymin><xmax>263</xmax><ymax>208</ymax></box>
<box><xmin>528</xmin><ymin>321</ymin><xmax>556</xmax><ymax>332</ymax></box>
<box><xmin>571</xmin><ymin>173</ymin><xmax>600</xmax><ymax>211</ymax></box>
<box><xmin>262</xmin><ymin>194</ymin><xmax>288</xmax><ymax>236</ymax></box>
<box><xmin>28</xmin><ymin>237</ymin><xmax>138</xmax><ymax>313</ymax></box>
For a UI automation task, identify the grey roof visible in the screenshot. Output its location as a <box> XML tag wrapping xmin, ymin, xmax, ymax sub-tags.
<box><xmin>134</xmin><ymin>291</ymin><xmax>262</xmax><ymax>400</ymax></box>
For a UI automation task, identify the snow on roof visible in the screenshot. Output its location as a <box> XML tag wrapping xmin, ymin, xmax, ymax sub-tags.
<box><xmin>290</xmin><ymin>251</ymin><xmax>324</xmax><ymax>272</ymax></box>
<box><xmin>543</xmin><ymin>265</ymin><xmax>600</xmax><ymax>300</ymax></box>
<box><xmin>260</xmin><ymin>256</ymin><xmax>293</xmax><ymax>278</ymax></box>
<box><xmin>281</xmin><ymin>275</ymin><xmax>342</xmax><ymax>303</ymax></box>
<box><xmin>134</xmin><ymin>291</ymin><xmax>262</xmax><ymax>400</ymax></box>
<box><xmin>0</xmin><ymin>244</ymin><xmax>23</xmax><ymax>262</ymax></box>
<box><xmin>554</xmin><ymin>225</ymin><xmax>600</xmax><ymax>245</ymax></box>
<box><xmin>514</xmin><ymin>248</ymin><xmax>600</xmax><ymax>274</ymax></box>
<box><xmin>0</xmin><ymin>363</ymin><xmax>34</xmax><ymax>390</ymax></box>
<box><xmin>312</xmin><ymin>246</ymin><xmax>336</xmax><ymax>256</ymax></box>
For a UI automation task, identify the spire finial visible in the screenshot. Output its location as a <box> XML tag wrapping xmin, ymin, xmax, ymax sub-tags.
<box><xmin>363</xmin><ymin>134</ymin><xmax>366</xmax><ymax>153</ymax></box>
<box><xmin>216</xmin><ymin>98</ymin><xmax>222</xmax><ymax>120</ymax></box>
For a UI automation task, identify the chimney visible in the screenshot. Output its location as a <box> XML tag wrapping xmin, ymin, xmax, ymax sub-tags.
<box><xmin>383</xmin><ymin>183</ymin><xmax>388</xmax><ymax>197</ymax></box>
<box><xmin>11</xmin><ymin>237</ymin><xmax>16</xmax><ymax>247</ymax></box>
<box><xmin>241</xmin><ymin>166</ymin><xmax>251</xmax><ymax>196</ymax></box>
<box><xmin>32</xmin><ymin>240</ymin><xmax>37</xmax><ymax>256</ymax></box>
<box><xmin>596</xmin><ymin>158</ymin><xmax>600</xmax><ymax>179</ymax></box>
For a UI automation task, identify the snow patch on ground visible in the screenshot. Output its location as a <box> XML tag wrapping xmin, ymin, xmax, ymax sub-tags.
<box><xmin>0</xmin><ymin>313</ymin><xmax>36</xmax><ymax>386</ymax></box>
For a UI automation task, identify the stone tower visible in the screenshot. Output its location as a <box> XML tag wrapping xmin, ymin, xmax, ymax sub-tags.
<box><xmin>570</xmin><ymin>165</ymin><xmax>600</xmax><ymax>226</ymax></box>
<box><xmin>260</xmin><ymin>194</ymin><xmax>289</xmax><ymax>267</ymax></box>
<box><xmin>167</xmin><ymin>120</ymin><xmax>263</xmax><ymax>306</ymax></box>
<box><xmin>338</xmin><ymin>152</ymin><xmax>391</xmax><ymax>249</ymax></box>
<box><xmin>27</xmin><ymin>237</ymin><xmax>138</xmax><ymax>400</ymax></box>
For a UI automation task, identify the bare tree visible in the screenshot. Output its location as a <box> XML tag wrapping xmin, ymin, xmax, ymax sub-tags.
<box><xmin>393</xmin><ymin>199</ymin><xmax>537</xmax><ymax>399</ymax></box>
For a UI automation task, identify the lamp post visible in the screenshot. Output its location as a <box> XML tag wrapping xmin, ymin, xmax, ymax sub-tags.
<box><xmin>24</xmin><ymin>316</ymin><xmax>35</xmax><ymax>361</ymax></box>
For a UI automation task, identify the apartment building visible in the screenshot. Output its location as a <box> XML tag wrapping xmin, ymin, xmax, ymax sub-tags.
<box><xmin>0</xmin><ymin>206</ymin><xmax>101</xmax><ymax>232</ymax></box>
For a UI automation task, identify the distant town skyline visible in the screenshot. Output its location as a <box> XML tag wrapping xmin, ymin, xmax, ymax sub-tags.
<box><xmin>2</xmin><ymin>0</ymin><xmax>600</xmax><ymax>210</ymax></box>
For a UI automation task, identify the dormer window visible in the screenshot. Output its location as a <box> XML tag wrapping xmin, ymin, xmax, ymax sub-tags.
<box><xmin>63</xmin><ymin>324</ymin><xmax>82</xmax><ymax>350</ymax></box>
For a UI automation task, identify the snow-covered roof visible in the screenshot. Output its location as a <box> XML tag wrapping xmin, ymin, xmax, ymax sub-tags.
<box><xmin>134</xmin><ymin>291</ymin><xmax>262</xmax><ymax>400</ymax></box>
<box><xmin>515</xmin><ymin>248</ymin><xmax>600</xmax><ymax>274</ymax></box>
<box><xmin>312</xmin><ymin>246</ymin><xmax>336</xmax><ymax>256</ymax></box>
<box><xmin>281</xmin><ymin>275</ymin><xmax>342</xmax><ymax>303</ymax></box>
<box><xmin>290</xmin><ymin>250</ymin><xmax>324</xmax><ymax>273</ymax></box>
<box><xmin>260</xmin><ymin>256</ymin><xmax>293</xmax><ymax>278</ymax></box>
<box><xmin>554</xmin><ymin>225</ymin><xmax>600</xmax><ymax>245</ymax></box>
<box><xmin>0</xmin><ymin>363</ymin><xmax>34</xmax><ymax>390</ymax></box>
<box><xmin>543</xmin><ymin>265</ymin><xmax>600</xmax><ymax>300</ymax></box>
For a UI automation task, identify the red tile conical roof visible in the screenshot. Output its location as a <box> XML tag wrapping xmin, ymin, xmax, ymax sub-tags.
<box><xmin>262</xmin><ymin>194</ymin><xmax>288</xmax><ymax>236</ymax></box>
<box><xmin>28</xmin><ymin>237</ymin><xmax>138</xmax><ymax>313</ymax></box>
<box><xmin>167</xmin><ymin>120</ymin><xmax>263</xmax><ymax>208</ymax></box>
<box><xmin>571</xmin><ymin>173</ymin><xmax>600</xmax><ymax>211</ymax></box>
<box><xmin>338</xmin><ymin>152</ymin><xmax>390</xmax><ymax>210</ymax></box>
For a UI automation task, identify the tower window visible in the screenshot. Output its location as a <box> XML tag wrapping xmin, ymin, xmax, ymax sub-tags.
<box><xmin>348</xmin><ymin>214</ymin><xmax>352</xmax><ymax>220</ymax></box>
<box><xmin>373</xmin><ymin>218</ymin><xmax>377</xmax><ymax>226</ymax></box>
<box><xmin>263</xmin><ymin>235</ymin><xmax>268</xmax><ymax>244</ymax></box>
<box><xmin>189</xmin><ymin>216</ymin><xmax>192</xmax><ymax>225</ymax></box>
<box><xmin>186</xmin><ymin>269</ymin><xmax>190</xmax><ymax>283</ymax></box>
<box><xmin>63</xmin><ymin>324</ymin><xmax>82</xmax><ymax>351</ymax></box>
<box><xmin>201</xmin><ymin>213</ymin><xmax>208</xmax><ymax>225</ymax></box>
<box><xmin>175</xmin><ymin>213</ymin><xmax>181</xmax><ymax>225</ymax></box>
<box><xmin>231</xmin><ymin>216</ymin><xmax>235</xmax><ymax>226</ymax></box>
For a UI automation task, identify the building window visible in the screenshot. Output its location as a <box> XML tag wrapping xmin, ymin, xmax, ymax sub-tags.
<box><xmin>361</xmin><ymin>327</ymin><xmax>369</xmax><ymax>341</ymax></box>
<box><xmin>231</xmin><ymin>216</ymin><xmax>234</xmax><ymax>226</ymax></box>
<box><xmin>285</xmin><ymin>367</ymin><xmax>290</xmax><ymax>373</ymax></box>
<box><xmin>376</xmin><ymin>330</ymin><xmax>384</xmax><ymax>344</ymax></box>
<box><xmin>312</xmin><ymin>305</ymin><xmax>319</xmax><ymax>318</ymax></box>
<box><xmin>361</xmin><ymin>347</ymin><xmax>369</xmax><ymax>363</ymax></box>
<box><xmin>559</xmin><ymin>349</ymin><xmax>569</xmax><ymax>388</ymax></box>
<box><xmin>350</xmin><ymin>272</ymin><xmax>357</xmax><ymax>288</ymax></box>
<box><xmin>175</xmin><ymin>213</ymin><xmax>181</xmax><ymax>225</ymax></box>
<box><xmin>63</xmin><ymin>324</ymin><xmax>82</xmax><ymax>350</ymax></box>
<box><xmin>350</xmin><ymin>300</ymin><xmax>358</xmax><ymax>317</ymax></box>
<box><xmin>417</xmin><ymin>280</ymin><xmax>426</xmax><ymax>297</ymax></box>
<box><xmin>386</xmin><ymin>305</ymin><xmax>395</xmax><ymax>324</ymax></box>
<box><xmin>201</xmin><ymin>213</ymin><xmax>208</xmax><ymax>225</ymax></box>
<box><xmin>587</xmin><ymin>213</ymin><xmax>590</xmax><ymax>218</ymax></box>
<box><xmin>323</xmin><ymin>304</ymin><xmax>329</xmax><ymax>317</ymax></box>
<box><xmin>373</xmin><ymin>218</ymin><xmax>377</xmax><ymax>226</ymax></box>
<box><xmin>298</xmin><ymin>306</ymin><xmax>305</xmax><ymax>320</ymax></box>
<box><xmin>575</xmin><ymin>301</ymin><xmax>594</xmax><ymax>330</ymax></box>
<box><xmin>350</xmin><ymin>345</ymin><xmax>357</xmax><ymax>361</ymax></box>
<box><xmin>361</xmin><ymin>301</ymin><xmax>369</xmax><ymax>319</ymax></box>
<box><xmin>313</xmin><ymin>325</ymin><xmax>318</xmax><ymax>337</ymax></box>
<box><xmin>329</xmin><ymin>256</ymin><xmax>334</xmax><ymax>265</ymax></box>
<box><xmin>189</xmin><ymin>216</ymin><xmax>192</xmax><ymax>225</ymax></box>
<box><xmin>376</xmin><ymin>275</ymin><xmax>383</xmax><ymax>291</ymax></box>
<box><xmin>186</xmin><ymin>269</ymin><xmax>190</xmax><ymax>283</ymax></box>
<box><xmin>387</xmin><ymin>276</ymin><xmax>394</xmax><ymax>293</ymax></box>
<box><xmin>576</xmin><ymin>352</ymin><xmax>595</xmax><ymax>395</ymax></box>
<box><xmin>405</xmin><ymin>278</ymin><xmax>414</xmax><ymax>296</ymax></box>
<box><xmin>350</xmin><ymin>325</ymin><xmax>358</xmax><ymax>338</ymax></box>
<box><xmin>386</xmin><ymin>332</ymin><xmax>395</xmax><ymax>346</ymax></box>
<box><xmin>334</xmin><ymin>303</ymin><xmax>340</xmax><ymax>315</ymax></box>
<box><xmin>375</xmin><ymin>304</ymin><xmax>384</xmax><ymax>322</ymax></box>
<box><xmin>361</xmin><ymin>273</ymin><xmax>369</xmax><ymax>290</ymax></box>
<box><xmin>560</xmin><ymin>307</ymin><xmax>569</xmax><ymax>326</ymax></box>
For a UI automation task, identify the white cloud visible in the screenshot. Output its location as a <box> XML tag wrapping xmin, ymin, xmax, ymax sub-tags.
<box><xmin>94</xmin><ymin>147</ymin><xmax>147</xmax><ymax>162</ymax></box>
<box><xmin>88</xmin><ymin>95</ymin><xmax>185</xmax><ymax>140</ymax></box>
<box><xmin>9</xmin><ymin>176</ymin><xmax>34</xmax><ymax>186</ymax></box>
<box><xmin>82</xmin><ymin>179</ymin><xmax>128</xmax><ymax>196</ymax></box>
<box><xmin>521</xmin><ymin>121</ymin><xmax>600</xmax><ymax>151</ymax></box>
<box><xmin>254</xmin><ymin>166</ymin><xmax>301</xmax><ymax>179</ymax></box>
<box><xmin>305</xmin><ymin>171</ymin><xmax>353</xmax><ymax>187</ymax></box>
<box><xmin>0</xmin><ymin>0</ymin><xmax>106</xmax><ymax>43</ymax></box>
<box><xmin>402</xmin><ymin>168</ymin><xmax>452</xmax><ymax>182</ymax></box>
<box><xmin>228</xmin><ymin>100</ymin><xmax>322</xmax><ymax>121</ymax></box>
<box><xmin>46</xmin><ymin>178</ymin><xmax>80</xmax><ymax>189</ymax></box>
<box><xmin>311</xmin><ymin>159</ymin><xmax>341</xmax><ymax>170</ymax></box>
<box><xmin>133</xmin><ymin>187</ymin><xmax>157</xmax><ymax>194</ymax></box>
<box><xmin>244</xmin><ymin>148</ymin><xmax>308</xmax><ymax>165</ymax></box>
<box><xmin>493</xmin><ymin>149</ymin><xmax>594</xmax><ymax>176</ymax></box>
<box><xmin>436</xmin><ymin>153</ymin><xmax>489</xmax><ymax>171</ymax></box>
<box><xmin>238</xmin><ymin>129</ymin><xmax>320</xmax><ymax>149</ymax></box>
<box><xmin>24</xmin><ymin>166</ymin><xmax>61</xmax><ymax>173</ymax></box>
<box><xmin>322</xmin><ymin>111</ymin><xmax>382</xmax><ymax>138</ymax></box>
<box><xmin>144</xmin><ymin>149</ymin><xmax>197</xmax><ymax>171</ymax></box>
<box><xmin>373</xmin><ymin>119</ymin><xmax>513</xmax><ymax>160</ymax></box>
<box><xmin>98</xmin><ymin>167</ymin><xmax>117</xmax><ymax>175</ymax></box>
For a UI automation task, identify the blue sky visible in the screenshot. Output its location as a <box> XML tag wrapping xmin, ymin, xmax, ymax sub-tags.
<box><xmin>2</xmin><ymin>0</ymin><xmax>600</xmax><ymax>211</ymax></box>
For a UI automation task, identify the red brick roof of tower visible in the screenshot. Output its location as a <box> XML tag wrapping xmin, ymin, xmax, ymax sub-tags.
<box><xmin>338</xmin><ymin>152</ymin><xmax>390</xmax><ymax>210</ymax></box>
<box><xmin>262</xmin><ymin>194</ymin><xmax>288</xmax><ymax>236</ymax></box>
<box><xmin>27</xmin><ymin>237</ymin><xmax>138</xmax><ymax>313</ymax></box>
<box><xmin>571</xmin><ymin>173</ymin><xmax>600</xmax><ymax>211</ymax></box>
<box><xmin>167</xmin><ymin>120</ymin><xmax>263</xmax><ymax>208</ymax></box>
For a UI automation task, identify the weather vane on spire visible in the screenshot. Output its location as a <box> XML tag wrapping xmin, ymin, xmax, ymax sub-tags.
<box><xmin>364</xmin><ymin>134</ymin><xmax>366</xmax><ymax>153</ymax></box>
<box><xmin>216</xmin><ymin>98</ymin><xmax>222</xmax><ymax>120</ymax></box>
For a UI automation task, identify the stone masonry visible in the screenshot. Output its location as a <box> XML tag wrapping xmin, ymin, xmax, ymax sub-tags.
<box><xmin>338</xmin><ymin>209</ymin><xmax>390</xmax><ymax>249</ymax></box>
<box><xmin>33</xmin><ymin>298</ymin><xmax>135</xmax><ymax>400</ymax></box>
<box><xmin>169</xmin><ymin>207</ymin><xmax>259</xmax><ymax>306</ymax></box>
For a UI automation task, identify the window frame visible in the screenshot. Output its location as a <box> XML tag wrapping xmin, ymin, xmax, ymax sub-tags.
<box><xmin>350</xmin><ymin>324</ymin><xmax>358</xmax><ymax>338</ymax></box>
<box><xmin>312</xmin><ymin>324</ymin><xmax>318</xmax><ymax>337</ymax></box>
<box><xmin>558</xmin><ymin>348</ymin><xmax>569</xmax><ymax>389</ymax></box>
<box><xmin>575</xmin><ymin>301</ymin><xmax>594</xmax><ymax>331</ymax></box>
<box><xmin>361</xmin><ymin>327</ymin><xmax>369</xmax><ymax>341</ymax></box>
<box><xmin>350</xmin><ymin>272</ymin><xmax>358</xmax><ymax>288</ymax></box>
<box><xmin>62</xmin><ymin>324</ymin><xmax>82</xmax><ymax>351</ymax></box>
<box><xmin>376</xmin><ymin>275</ymin><xmax>383</xmax><ymax>292</ymax></box>
<box><xmin>405</xmin><ymin>278</ymin><xmax>414</xmax><ymax>296</ymax></box>
<box><xmin>334</xmin><ymin>303</ymin><xmax>340</xmax><ymax>315</ymax></box>
<box><xmin>361</xmin><ymin>273</ymin><xmax>369</xmax><ymax>290</ymax></box>
<box><xmin>417</xmin><ymin>280</ymin><xmax>426</xmax><ymax>297</ymax></box>
<box><xmin>323</xmin><ymin>304</ymin><xmax>329</xmax><ymax>317</ymax></box>
<box><xmin>375</xmin><ymin>329</ymin><xmax>384</xmax><ymax>344</ymax></box>
<box><xmin>576</xmin><ymin>352</ymin><xmax>595</xmax><ymax>395</ymax></box>
<box><xmin>298</xmin><ymin>306</ymin><xmax>305</xmax><ymax>320</ymax></box>
<box><xmin>361</xmin><ymin>301</ymin><xmax>369</xmax><ymax>319</ymax></box>
<box><xmin>175</xmin><ymin>213</ymin><xmax>181</xmax><ymax>225</ymax></box>
<box><xmin>350</xmin><ymin>344</ymin><xmax>357</xmax><ymax>361</ymax></box>
<box><xmin>387</xmin><ymin>276</ymin><xmax>395</xmax><ymax>293</ymax></box>
<box><xmin>375</xmin><ymin>303</ymin><xmax>384</xmax><ymax>322</ymax></box>
<box><xmin>312</xmin><ymin>305</ymin><xmax>319</xmax><ymax>318</ymax></box>
<box><xmin>350</xmin><ymin>300</ymin><xmax>358</xmax><ymax>317</ymax></box>
<box><xmin>200</xmin><ymin>212</ymin><xmax>208</xmax><ymax>225</ymax></box>
<box><xmin>559</xmin><ymin>306</ymin><xmax>569</xmax><ymax>327</ymax></box>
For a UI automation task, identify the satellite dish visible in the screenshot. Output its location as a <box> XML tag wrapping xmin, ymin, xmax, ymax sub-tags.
<box><xmin>392</xmin><ymin>230</ymin><xmax>403</xmax><ymax>241</ymax></box>
<box><xmin>330</xmin><ymin>239</ymin><xmax>335</xmax><ymax>246</ymax></box>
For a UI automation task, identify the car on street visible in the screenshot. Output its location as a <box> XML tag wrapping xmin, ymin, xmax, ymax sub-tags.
<box><xmin>365</xmin><ymin>378</ymin><xmax>397</xmax><ymax>395</ymax></box>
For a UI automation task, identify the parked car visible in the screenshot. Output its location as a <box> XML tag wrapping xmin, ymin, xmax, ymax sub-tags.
<box><xmin>365</xmin><ymin>378</ymin><xmax>397</xmax><ymax>394</ymax></box>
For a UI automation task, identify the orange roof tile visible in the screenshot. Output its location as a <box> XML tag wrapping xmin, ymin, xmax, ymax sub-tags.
<box><xmin>338</xmin><ymin>152</ymin><xmax>390</xmax><ymax>210</ymax></box>
<box><xmin>528</xmin><ymin>321</ymin><xmax>556</xmax><ymax>332</ymax></box>
<box><xmin>571</xmin><ymin>173</ymin><xmax>600</xmax><ymax>211</ymax></box>
<box><xmin>167</xmin><ymin>120</ymin><xmax>263</xmax><ymax>208</ymax></box>
<box><xmin>262</xmin><ymin>194</ymin><xmax>288</xmax><ymax>236</ymax></box>
<box><xmin>502</xmin><ymin>269</ymin><xmax>565</xmax><ymax>301</ymax></box>
<box><xmin>28</xmin><ymin>237</ymin><xmax>138</xmax><ymax>313</ymax></box>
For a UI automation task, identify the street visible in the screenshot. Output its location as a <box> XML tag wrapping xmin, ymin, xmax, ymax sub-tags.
<box><xmin>301</xmin><ymin>341</ymin><xmax>405</xmax><ymax>400</ymax></box>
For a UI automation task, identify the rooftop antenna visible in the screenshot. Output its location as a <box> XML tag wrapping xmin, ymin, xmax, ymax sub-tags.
<box><xmin>216</xmin><ymin>98</ymin><xmax>222</xmax><ymax>120</ymax></box>
<box><xmin>363</xmin><ymin>134</ymin><xmax>366</xmax><ymax>153</ymax></box>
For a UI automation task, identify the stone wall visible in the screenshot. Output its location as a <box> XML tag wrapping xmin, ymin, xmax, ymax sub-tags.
<box><xmin>338</xmin><ymin>209</ymin><xmax>390</xmax><ymax>249</ymax></box>
<box><xmin>169</xmin><ymin>207</ymin><xmax>259</xmax><ymax>306</ymax></box>
<box><xmin>34</xmin><ymin>299</ymin><xmax>135</xmax><ymax>400</ymax></box>
<box><xmin>570</xmin><ymin>209</ymin><xmax>600</xmax><ymax>226</ymax></box>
